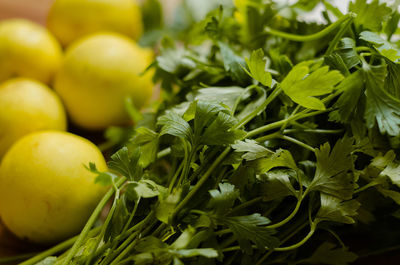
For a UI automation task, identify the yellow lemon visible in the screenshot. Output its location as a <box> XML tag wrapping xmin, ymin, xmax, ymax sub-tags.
<box><xmin>0</xmin><ymin>78</ymin><xmax>66</xmax><ymax>159</ymax></box>
<box><xmin>47</xmin><ymin>0</ymin><xmax>143</xmax><ymax>46</ymax></box>
<box><xmin>0</xmin><ymin>19</ymin><xmax>62</xmax><ymax>84</ymax></box>
<box><xmin>0</xmin><ymin>131</ymin><xmax>108</xmax><ymax>244</ymax></box>
<box><xmin>54</xmin><ymin>33</ymin><xmax>154</xmax><ymax>130</ymax></box>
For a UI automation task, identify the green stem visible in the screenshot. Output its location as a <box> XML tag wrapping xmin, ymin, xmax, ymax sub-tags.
<box><xmin>266</xmin><ymin>196</ymin><xmax>304</xmax><ymax>229</ymax></box>
<box><xmin>168</xmin><ymin>162</ymin><xmax>184</xmax><ymax>193</ymax></box>
<box><xmin>229</xmin><ymin>196</ymin><xmax>263</xmax><ymax>215</ymax></box>
<box><xmin>280</xmin><ymin>135</ymin><xmax>316</xmax><ymax>153</ymax></box>
<box><xmin>246</xmin><ymin>109</ymin><xmax>328</xmax><ymax>138</ymax></box>
<box><xmin>20</xmin><ymin>227</ymin><xmax>101</xmax><ymax>265</ymax></box>
<box><xmin>86</xmin><ymin>189</ymin><xmax>121</xmax><ymax>265</ymax></box>
<box><xmin>60</xmin><ymin>177</ymin><xmax>126</xmax><ymax>265</ymax></box>
<box><xmin>101</xmin><ymin>231</ymin><xmax>140</xmax><ymax>265</ymax></box>
<box><xmin>234</xmin><ymin>86</ymin><xmax>283</xmax><ymax>129</ymax></box>
<box><xmin>157</xmin><ymin>147</ymin><xmax>171</xmax><ymax>159</ymax></box>
<box><xmin>283</xmin><ymin>128</ymin><xmax>343</xmax><ymax>134</ymax></box>
<box><xmin>172</xmin><ymin>147</ymin><xmax>231</xmax><ymax>219</ymax></box>
<box><xmin>274</xmin><ymin>221</ymin><xmax>317</xmax><ymax>251</ymax></box>
<box><xmin>354</xmin><ymin>181</ymin><xmax>380</xmax><ymax>194</ymax></box>
<box><xmin>264</xmin><ymin>13</ymin><xmax>356</xmax><ymax>42</ymax></box>
<box><xmin>255</xmin><ymin>221</ymin><xmax>309</xmax><ymax>265</ymax></box>
<box><xmin>325</xmin><ymin>15</ymin><xmax>355</xmax><ymax>56</ymax></box>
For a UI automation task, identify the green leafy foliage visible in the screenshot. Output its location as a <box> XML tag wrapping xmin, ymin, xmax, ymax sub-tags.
<box><xmin>208</xmin><ymin>183</ymin><xmax>239</xmax><ymax>214</ymax></box>
<box><xmin>281</xmin><ymin>62</ymin><xmax>344</xmax><ymax>110</ymax></box>
<box><xmin>26</xmin><ymin>2</ymin><xmax>400</xmax><ymax>265</ymax></box>
<box><xmin>316</xmin><ymin>194</ymin><xmax>360</xmax><ymax>224</ymax></box>
<box><xmin>304</xmin><ymin>242</ymin><xmax>358</xmax><ymax>265</ymax></box>
<box><xmin>309</xmin><ymin>137</ymin><xmax>355</xmax><ymax>200</ymax></box>
<box><xmin>363</xmin><ymin>63</ymin><xmax>400</xmax><ymax>136</ymax></box>
<box><xmin>244</xmin><ymin>49</ymin><xmax>272</xmax><ymax>86</ymax></box>
<box><xmin>349</xmin><ymin>0</ymin><xmax>392</xmax><ymax>32</ymax></box>
<box><xmin>216</xmin><ymin>213</ymin><xmax>279</xmax><ymax>253</ymax></box>
<box><xmin>360</xmin><ymin>31</ymin><xmax>400</xmax><ymax>62</ymax></box>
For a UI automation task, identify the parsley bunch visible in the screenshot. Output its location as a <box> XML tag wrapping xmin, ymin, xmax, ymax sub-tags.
<box><xmin>16</xmin><ymin>0</ymin><xmax>400</xmax><ymax>265</ymax></box>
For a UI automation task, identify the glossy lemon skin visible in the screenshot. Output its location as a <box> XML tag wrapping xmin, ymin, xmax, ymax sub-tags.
<box><xmin>54</xmin><ymin>33</ymin><xmax>154</xmax><ymax>130</ymax></box>
<box><xmin>47</xmin><ymin>0</ymin><xmax>143</xmax><ymax>46</ymax></box>
<box><xmin>0</xmin><ymin>131</ymin><xmax>108</xmax><ymax>244</ymax></box>
<box><xmin>0</xmin><ymin>78</ymin><xmax>67</xmax><ymax>159</ymax></box>
<box><xmin>0</xmin><ymin>19</ymin><xmax>62</xmax><ymax>84</ymax></box>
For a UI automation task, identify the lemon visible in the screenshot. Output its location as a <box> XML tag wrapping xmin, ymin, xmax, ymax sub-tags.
<box><xmin>0</xmin><ymin>131</ymin><xmax>108</xmax><ymax>244</ymax></box>
<box><xmin>47</xmin><ymin>0</ymin><xmax>143</xmax><ymax>46</ymax></box>
<box><xmin>54</xmin><ymin>33</ymin><xmax>154</xmax><ymax>130</ymax></box>
<box><xmin>0</xmin><ymin>19</ymin><xmax>62</xmax><ymax>84</ymax></box>
<box><xmin>0</xmin><ymin>78</ymin><xmax>66</xmax><ymax>159</ymax></box>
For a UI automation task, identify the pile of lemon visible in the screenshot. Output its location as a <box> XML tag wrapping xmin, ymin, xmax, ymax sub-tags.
<box><xmin>0</xmin><ymin>0</ymin><xmax>154</xmax><ymax>245</ymax></box>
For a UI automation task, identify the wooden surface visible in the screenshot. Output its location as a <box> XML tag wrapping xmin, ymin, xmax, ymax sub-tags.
<box><xmin>0</xmin><ymin>0</ymin><xmax>54</xmax><ymax>24</ymax></box>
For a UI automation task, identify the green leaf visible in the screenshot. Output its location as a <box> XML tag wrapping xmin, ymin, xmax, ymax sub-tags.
<box><xmin>155</xmin><ymin>189</ymin><xmax>181</xmax><ymax>224</ymax></box>
<box><xmin>244</xmin><ymin>49</ymin><xmax>272</xmax><ymax>86</ymax></box>
<box><xmin>385</xmin><ymin>60</ymin><xmax>400</xmax><ymax>98</ymax></box>
<box><xmin>381</xmin><ymin>162</ymin><xmax>400</xmax><ymax>187</ymax></box>
<box><xmin>269</xmin><ymin>49</ymin><xmax>293</xmax><ymax>77</ymax></box>
<box><xmin>309</xmin><ymin>137</ymin><xmax>355</xmax><ymax>200</ymax></box>
<box><xmin>208</xmin><ymin>183</ymin><xmax>240</xmax><ymax>214</ymax></box>
<box><xmin>108</xmin><ymin>146</ymin><xmax>143</xmax><ymax>181</ymax></box>
<box><xmin>200</xmin><ymin>112</ymin><xmax>246</xmax><ymax>146</ymax></box>
<box><xmin>218</xmin><ymin>41</ymin><xmax>248</xmax><ymax>83</ymax></box>
<box><xmin>306</xmin><ymin>242</ymin><xmax>358</xmax><ymax>265</ymax></box>
<box><xmin>259</xmin><ymin>169</ymin><xmax>298</xmax><ymax>201</ymax></box>
<box><xmin>157</xmin><ymin>111</ymin><xmax>193</xmax><ymax>142</ymax></box>
<box><xmin>377</xmin><ymin>187</ymin><xmax>400</xmax><ymax>205</ymax></box>
<box><xmin>254</xmin><ymin>149</ymin><xmax>297</xmax><ymax>173</ymax></box>
<box><xmin>349</xmin><ymin>0</ymin><xmax>392</xmax><ymax>32</ymax></box>
<box><xmin>131</xmin><ymin>127</ymin><xmax>159</xmax><ymax>167</ymax></box>
<box><xmin>363</xmin><ymin>63</ymin><xmax>400</xmax><ymax>136</ymax></box>
<box><xmin>86</xmin><ymin>162</ymin><xmax>118</xmax><ymax>186</ymax></box>
<box><xmin>190</xmin><ymin>86</ymin><xmax>249</xmax><ymax>111</ymax></box>
<box><xmin>127</xmin><ymin>179</ymin><xmax>166</xmax><ymax>199</ymax></box>
<box><xmin>360</xmin><ymin>31</ymin><xmax>400</xmax><ymax>62</ymax></box>
<box><xmin>218</xmin><ymin>213</ymin><xmax>279</xmax><ymax>253</ymax></box>
<box><xmin>316</xmin><ymin>194</ymin><xmax>360</xmax><ymax>224</ymax></box>
<box><xmin>281</xmin><ymin>62</ymin><xmax>344</xmax><ymax>110</ymax></box>
<box><xmin>335</xmin><ymin>38</ymin><xmax>361</xmax><ymax>70</ymax></box>
<box><xmin>232</xmin><ymin>139</ymin><xmax>272</xmax><ymax>161</ymax></box>
<box><xmin>329</xmin><ymin>70</ymin><xmax>365</xmax><ymax>123</ymax></box>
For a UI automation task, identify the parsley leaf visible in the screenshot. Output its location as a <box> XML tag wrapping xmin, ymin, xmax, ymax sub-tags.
<box><xmin>360</xmin><ymin>31</ymin><xmax>400</xmax><ymax>62</ymax></box>
<box><xmin>232</xmin><ymin>139</ymin><xmax>272</xmax><ymax>161</ymax></box>
<box><xmin>108</xmin><ymin>147</ymin><xmax>143</xmax><ymax>181</ymax></box>
<box><xmin>208</xmin><ymin>183</ymin><xmax>240</xmax><ymax>214</ymax></box>
<box><xmin>216</xmin><ymin>213</ymin><xmax>279</xmax><ymax>253</ymax></box>
<box><xmin>309</xmin><ymin>137</ymin><xmax>355</xmax><ymax>200</ymax></box>
<box><xmin>158</xmin><ymin>111</ymin><xmax>193</xmax><ymax>142</ymax></box>
<box><xmin>305</xmin><ymin>242</ymin><xmax>358</xmax><ymax>265</ymax></box>
<box><xmin>329</xmin><ymin>70</ymin><xmax>364</xmax><ymax>123</ymax></box>
<box><xmin>363</xmin><ymin>63</ymin><xmax>400</xmax><ymax>136</ymax></box>
<box><xmin>255</xmin><ymin>149</ymin><xmax>297</xmax><ymax>173</ymax></box>
<box><xmin>316</xmin><ymin>194</ymin><xmax>360</xmax><ymax>224</ymax></box>
<box><xmin>281</xmin><ymin>62</ymin><xmax>344</xmax><ymax>110</ymax></box>
<box><xmin>244</xmin><ymin>49</ymin><xmax>272</xmax><ymax>87</ymax></box>
<box><xmin>349</xmin><ymin>0</ymin><xmax>392</xmax><ymax>32</ymax></box>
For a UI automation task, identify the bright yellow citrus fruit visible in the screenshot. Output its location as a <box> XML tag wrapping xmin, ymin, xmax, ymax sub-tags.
<box><xmin>54</xmin><ymin>33</ymin><xmax>154</xmax><ymax>130</ymax></box>
<box><xmin>0</xmin><ymin>131</ymin><xmax>108</xmax><ymax>244</ymax></box>
<box><xmin>0</xmin><ymin>19</ymin><xmax>62</xmax><ymax>84</ymax></box>
<box><xmin>47</xmin><ymin>0</ymin><xmax>143</xmax><ymax>46</ymax></box>
<box><xmin>0</xmin><ymin>78</ymin><xmax>67</xmax><ymax>159</ymax></box>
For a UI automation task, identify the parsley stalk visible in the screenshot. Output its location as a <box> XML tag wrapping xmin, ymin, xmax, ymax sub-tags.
<box><xmin>264</xmin><ymin>13</ymin><xmax>356</xmax><ymax>42</ymax></box>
